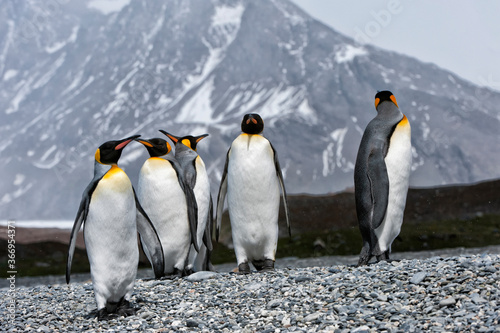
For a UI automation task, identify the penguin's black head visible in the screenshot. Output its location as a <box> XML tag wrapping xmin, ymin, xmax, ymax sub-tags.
<box><xmin>241</xmin><ymin>113</ymin><xmax>264</xmax><ymax>134</ymax></box>
<box><xmin>159</xmin><ymin>130</ymin><xmax>209</xmax><ymax>151</ymax></box>
<box><xmin>136</xmin><ymin>138</ymin><xmax>171</xmax><ymax>157</ymax></box>
<box><xmin>374</xmin><ymin>90</ymin><xmax>399</xmax><ymax>109</ymax></box>
<box><xmin>95</xmin><ymin>134</ymin><xmax>141</xmax><ymax>165</ymax></box>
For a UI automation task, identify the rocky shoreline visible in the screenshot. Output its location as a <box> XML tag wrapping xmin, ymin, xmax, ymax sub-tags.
<box><xmin>1</xmin><ymin>246</ymin><xmax>500</xmax><ymax>332</ymax></box>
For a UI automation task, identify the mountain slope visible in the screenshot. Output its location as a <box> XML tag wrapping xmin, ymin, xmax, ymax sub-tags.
<box><xmin>1</xmin><ymin>0</ymin><xmax>499</xmax><ymax>219</ymax></box>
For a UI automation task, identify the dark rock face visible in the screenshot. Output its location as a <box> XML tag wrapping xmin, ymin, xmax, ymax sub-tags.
<box><xmin>1</xmin><ymin>0</ymin><xmax>499</xmax><ymax>219</ymax></box>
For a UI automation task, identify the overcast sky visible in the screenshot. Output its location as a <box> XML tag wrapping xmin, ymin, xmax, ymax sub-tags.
<box><xmin>290</xmin><ymin>0</ymin><xmax>500</xmax><ymax>92</ymax></box>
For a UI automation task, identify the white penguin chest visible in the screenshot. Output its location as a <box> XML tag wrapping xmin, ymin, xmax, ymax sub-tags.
<box><xmin>88</xmin><ymin>166</ymin><xmax>136</xmax><ymax>224</ymax></box>
<box><xmin>138</xmin><ymin>158</ymin><xmax>183</xmax><ymax>203</ymax></box>
<box><xmin>384</xmin><ymin>115</ymin><xmax>412</xmax><ymax>184</ymax></box>
<box><xmin>227</xmin><ymin>134</ymin><xmax>280</xmax><ymax>211</ymax></box>
<box><xmin>375</xmin><ymin>116</ymin><xmax>412</xmax><ymax>251</ymax></box>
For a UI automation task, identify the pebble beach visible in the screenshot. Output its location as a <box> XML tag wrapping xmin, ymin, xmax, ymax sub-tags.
<box><xmin>2</xmin><ymin>246</ymin><xmax>500</xmax><ymax>332</ymax></box>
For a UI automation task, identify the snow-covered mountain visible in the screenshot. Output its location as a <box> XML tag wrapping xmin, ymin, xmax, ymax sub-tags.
<box><xmin>1</xmin><ymin>0</ymin><xmax>499</xmax><ymax>219</ymax></box>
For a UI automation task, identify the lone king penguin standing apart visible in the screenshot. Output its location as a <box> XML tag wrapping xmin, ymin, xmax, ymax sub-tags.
<box><xmin>66</xmin><ymin>135</ymin><xmax>164</xmax><ymax>320</ymax></box>
<box><xmin>216</xmin><ymin>113</ymin><xmax>291</xmax><ymax>274</ymax></box>
<box><xmin>354</xmin><ymin>91</ymin><xmax>412</xmax><ymax>266</ymax></box>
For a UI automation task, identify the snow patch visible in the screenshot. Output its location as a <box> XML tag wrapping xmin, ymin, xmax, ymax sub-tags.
<box><xmin>176</xmin><ymin>77</ymin><xmax>215</xmax><ymax>123</ymax></box>
<box><xmin>40</xmin><ymin>145</ymin><xmax>57</xmax><ymax>162</ymax></box>
<box><xmin>322</xmin><ymin>127</ymin><xmax>349</xmax><ymax>176</ymax></box>
<box><xmin>297</xmin><ymin>98</ymin><xmax>317</xmax><ymax>124</ymax></box>
<box><xmin>45</xmin><ymin>25</ymin><xmax>79</xmax><ymax>54</ymax></box>
<box><xmin>13</xmin><ymin>174</ymin><xmax>25</xmax><ymax>186</ymax></box>
<box><xmin>322</xmin><ymin>142</ymin><xmax>335</xmax><ymax>177</ymax></box>
<box><xmin>381</xmin><ymin>72</ymin><xmax>391</xmax><ymax>84</ymax></box>
<box><xmin>212</xmin><ymin>4</ymin><xmax>245</xmax><ymax>27</ymax></box>
<box><xmin>62</xmin><ymin>70</ymin><xmax>84</xmax><ymax>95</ymax></box>
<box><xmin>0</xmin><ymin>182</ymin><xmax>33</xmax><ymax>205</ymax></box>
<box><xmin>421</xmin><ymin>122</ymin><xmax>430</xmax><ymax>140</ymax></box>
<box><xmin>258</xmin><ymin>85</ymin><xmax>302</xmax><ymax>119</ymax></box>
<box><xmin>33</xmin><ymin>52</ymin><xmax>66</xmax><ymax>89</ymax></box>
<box><xmin>6</xmin><ymin>77</ymin><xmax>35</xmax><ymax>114</ymax></box>
<box><xmin>114</xmin><ymin>67</ymin><xmax>138</xmax><ymax>94</ymax></box>
<box><xmin>33</xmin><ymin>145</ymin><xmax>64</xmax><ymax>169</ymax></box>
<box><xmin>88</xmin><ymin>0</ymin><xmax>131</xmax><ymax>15</ymax></box>
<box><xmin>3</xmin><ymin>69</ymin><xmax>18</xmax><ymax>81</ymax></box>
<box><xmin>335</xmin><ymin>45</ymin><xmax>367</xmax><ymax>63</ymax></box>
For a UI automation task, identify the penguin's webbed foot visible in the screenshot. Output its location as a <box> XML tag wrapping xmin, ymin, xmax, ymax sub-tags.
<box><xmin>97</xmin><ymin>308</ymin><xmax>118</xmax><ymax>321</ymax></box>
<box><xmin>237</xmin><ymin>262</ymin><xmax>251</xmax><ymax>274</ymax></box>
<box><xmin>253</xmin><ymin>259</ymin><xmax>275</xmax><ymax>272</ymax></box>
<box><xmin>357</xmin><ymin>244</ymin><xmax>372</xmax><ymax>266</ymax></box>
<box><xmin>116</xmin><ymin>299</ymin><xmax>136</xmax><ymax>317</ymax></box>
<box><xmin>375</xmin><ymin>251</ymin><xmax>391</xmax><ymax>263</ymax></box>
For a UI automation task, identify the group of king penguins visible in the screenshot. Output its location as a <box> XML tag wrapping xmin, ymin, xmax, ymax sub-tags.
<box><xmin>66</xmin><ymin>90</ymin><xmax>412</xmax><ymax>320</ymax></box>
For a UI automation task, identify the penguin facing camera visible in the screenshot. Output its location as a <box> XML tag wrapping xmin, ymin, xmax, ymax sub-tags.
<box><xmin>354</xmin><ymin>91</ymin><xmax>412</xmax><ymax>266</ymax></box>
<box><xmin>66</xmin><ymin>135</ymin><xmax>164</xmax><ymax>320</ymax></box>
<box><xmin>135</xmin><ymin>137</ymin><xmax>199</xmax><ymax>277</ymax></box>
<box><xmin>215</xmin><ymin>113</ymin><xmax>291</xmax><ymax>274</ymax></box>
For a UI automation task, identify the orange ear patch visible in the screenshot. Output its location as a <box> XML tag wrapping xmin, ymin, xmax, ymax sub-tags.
<box><xmin>181</xmin><ymin>138</ymin><xmax>192</xmax><ymax>149</ymax></box>
<box><xmin>374</xmin><ymin>97</ymin><xmax>380</xmax><ymax>108</ymax></box>
<box><xmin>390</xmin><ymin>95</ymin><xmax>399</xmax><ymax>108</ymax></box>
<box><xmin>95</xmin><ymin>148</ymin><xmax>102</xmax><ymax>164</ymax></box>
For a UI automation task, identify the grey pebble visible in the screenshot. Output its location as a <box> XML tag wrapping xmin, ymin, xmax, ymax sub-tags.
<box><xmin>439</xmin><ymin>297</ymin><xmax>457</xmax><ymax>307</ymax></box>
<box><xmin>303</xmin><ymin>312</ymin><xmax>322</xmax><ymax>322</ymax></box>
<box><xmin>186</xmin><ymin>318</ymin><xmax>202</xmax><ymax>327</ymax></box>
<box><xmin>410</xmin><ymin>271</ymin><xmax>427</xmax><ymax>284</ymax></box>
<box><xmin>185</xmin><ymin>271</ymin><xmax>219</xmax><ymax>282</ymax></box>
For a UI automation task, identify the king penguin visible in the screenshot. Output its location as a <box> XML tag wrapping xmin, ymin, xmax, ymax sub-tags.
<box><xmin>354</xmin><ymin>91</ymin><xmax>412</xmax><ymax>266</ymax></box>
<box><xmin>159</xmin><ymin>130</ymin><xmax>214</xmax><ymax>273</ymax></box>
<box><xmin>66</xmin><ymin>135</ymin><xmax>164</xmax><ymax>320</ymax></box>
<box><xmin>215</xmin><ymin>113</ymin><xmax>291</xmax><ymax>274</ymax></box>
<box><xmin>135</xmin><ymin>137</ymin><xmax>199</xmax><ymax>277</ymax></box>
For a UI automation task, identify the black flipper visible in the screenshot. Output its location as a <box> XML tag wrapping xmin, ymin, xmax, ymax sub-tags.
<box><xmin>134</xmin><ymin>188</ymin><xmax>165</xmax><ymax>278</ymax></box>
<box><xmin>203</xmin><ymin>195</ymin><xmax>214</xmax><ymax>252</ymax></box>
<box><xmin>66</xmin><ymin>176</ymin><xmax>102</xmax><ymax>284</ymax></box>
<box><xmin>169</xmin><ymin>159</ymin><xmax>199</xmax><ymax>252</ymax></box>
<box><xmin>366</xmin><ymin>144</ymin><xmax>390</xmax><ymax>230</ymax></box>
<box><xmin>215</xmin><ymin>148</ymin><xmax>230</xmax><ymax>242</ymax></box>
<box><xmin>199</xmin><ymin>195</ymin><xmax>215</xmax><ymax>271</ymax></box>
<box><xmin>270</xmin><ymin>143</ymin><xmax>291</xmax><ymax>238</ymax></box>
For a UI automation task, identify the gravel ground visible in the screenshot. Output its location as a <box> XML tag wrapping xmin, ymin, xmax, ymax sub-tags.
<box><xmin>2</xmin><ymin>246</ymin><xmax>500</xmax><ymax>332</ymax></box>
